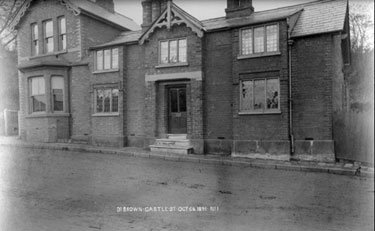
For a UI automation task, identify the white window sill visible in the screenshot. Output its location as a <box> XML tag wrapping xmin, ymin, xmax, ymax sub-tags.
<box><xmin>29</xmin><ymin>50</ymin><xmax>67</xmax><ymax>59</ymax></box>
<box><xmin>155</xmin><ymin>63</ymin><xmax>189</xmax><ymax>69</ymax></box>
<box><xmin>26</xmin><ymin>112</ymin><xmax>70</xmax><ymax>118</ymax></box>
<box><xmin>92</xmin><ymin>113</ymin><xmax>120</xmax><ymax>117</ymax></box>
<box><xmin>93</xmin><ymin>69</ymin><xmax>119</xmax><ymax>74</ymax></box>
<box><xmin>237</xmin><ymin>52</ymin><xmax>281</xmax><ymax>60</ymax></box>
<box><xmin>239</xmin><ymin>110</ymin><xmax>281</xmax><ymax>115</ymax></box>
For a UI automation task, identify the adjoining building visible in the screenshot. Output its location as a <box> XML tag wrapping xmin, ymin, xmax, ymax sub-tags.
<box><xmin>10</xmin><ymin>0</ymin><xmax>350</xmax><ymax>162</ymax></box>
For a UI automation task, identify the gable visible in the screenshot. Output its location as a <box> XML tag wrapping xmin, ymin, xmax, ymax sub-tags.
<box><xmin>9</xmin><ymin>0</ymin><xmax>139</xmax><ymax>31</ymax></box>
<box><xmin>139</xmin><ymin>1</ymin><xmax>204</xmax><ymax>45</ymax></box>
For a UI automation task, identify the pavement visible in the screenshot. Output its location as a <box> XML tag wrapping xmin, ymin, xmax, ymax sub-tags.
<box><xmin>1</xmin><ymin>143</ymin><xmax>374</xmax><ymax>231</ymax></box>
<box><xmin>0</xmin><ymin>136</ymin><xmax>373</xmax><ymax>178</ymax></box>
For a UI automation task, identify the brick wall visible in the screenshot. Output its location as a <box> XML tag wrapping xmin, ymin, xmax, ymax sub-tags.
<box><xmin>142</xmin><ymin>25</ymin><xmax>204</xmax><ymax>143</ymax></box>
<box><xmin>17</xmin><ymin>0</ymin><xmax>80</xmax><ymax>64</ymax></box>
<box><xmin>125</xmin><ymin>44</ymin><xmax>146</xmax><ymax>146</ymax></box>
<box><xmin>88</xmin><ymin>47</ymin><xmax>125</xmax><ymax>147</ymax></box>
<box><xmin>70</xmin><ymin>65</ymin><xmax>91</xmax><ymax>142</ymax></box>
<box><xmin>291</xmin><ymin>34</ymin><xmax>334</xmax><ymax>140</ymax></box>
<box><xmin>203</xmin><ymin>30</ymin><xmax>233</xmax><ymax>140</ymax></box>
<box><xmin>231</xmin><ymin>21</ymin><xmax>289</xmax><ymax>140</ymax></box>
<box><xmin>144</xmin><ymin>26</ymin><xmax>203</xmax><ymax>75</ymax></box>
<box><xmin>80</xmin><ymin>14</ymin><xmax>124</xmax><ymax>58</ymax></box>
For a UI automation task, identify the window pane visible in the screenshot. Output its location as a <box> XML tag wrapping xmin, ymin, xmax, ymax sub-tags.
<box><xmin>179</xmin><ymin>88</ymin><xmax>186</xmax><ymax>112</ymax></box>
<box><xmin>103</xmin><ymin>89</ymin><xmax>111</xmax><ymax>112</ymax></box>
<box><xmin>51</xmin><ymin>76</ymin><xmax>64</xmax><ymax>89</ymax></box>
<box><xmin>61</xmin><ymin>34</ymin><xmax>66</xmax><ymax>50</ymax></box>
<box><xmin>178</xmin><ymin>39</ymin><xmax>187</xmax><ymax>63</ymax></box>
<box><xmin>32</xmin><ymin>24</ymin><xmax>38</xmax><ymax>39</ymax></box>
<box><xmin>266</xmin><ymin>25</ymin><xmax>278</xmax><ymax>52</ymax></box>
<box><xmin>112</xmin><ymin>48</ymin><xmax>119</xmax><ymax>69</ymax></box>
<box><xmin>241</xmin><ymin>29</ymin><xmax>253</xmax><ymax>55</ymax></box>
<box><xmin>96</xmin><ymin>50</ymin><xmax>103</xmax><ymax>70</ymax></box>
<box><xmin>52</xmin><ymin>77</ymin><xmax>64</xmax><ymax>111</ymax></box>
<box><xmin>46</xmin><ymin>37</ymin><xmax>54</xmax><ymax>53</ymax></box>
<box><xmin>104</xmin><ymin>49</ymin><xmax>111</xmax><ymax>69</ymax></box>
<box><xmin>45</xmin><ymin>21</ymin><xmax>53</xmax><ymax>37</ymax></box>
<box><xmin>254</xmin><ymin>27</ymin><xmax>264</xmax><ymax>53</ymax></box>
<box><xmin>59</xmin><ymin>17</ymin><xmax>66</xmax><ymax>34</ymax></box>
<box><xmin>241</xmin><ymin>80</ymin><xmax>253</xmax><ymax>111</ymax></box>
<box><xmin>96</xmin><ymin>89</ymin><xmax>104</xmax><ymax>113</ymax></box>
<box><xmin>31</xmin><ymin>77</ymin><xmax>45</xmax><ymax>95</ymax></box>
<box><xmin>53</xmin><ymin>89</ymin><xmax>64</xmax><ymax>111</ymax></box>
<box><xmin>32</xmin><ymin>95</ymin><xmax>46</xmax><ymax>112</ymax></box>
<box><xmin>253</xmin><ymin>79</ymin><xmax>265</xmax><ymax>110</ymax></box>
<box><xmin>266</xmin><ymin>78</ymin><xmax>279</xmax><ymax>109</ymax></box>
<box><xmin>169</xmin><ymin>40</ymin><xmax>177</xmax><ymax>63</ymax></box>
<box><xmin>160</xmin><ymin>41</ymin><xmax>168</xmax><ymax>64</ymax></box>
<box><xmin>33</xmin><ymin>41</ymin><xmax>39</xmax><ymax>55</ymax></box>
<box><xmin>170</xmin><ymin>89</ymin><xmax>178</xmax><ymax>113</ymax></box>
<box><xmin>112</xmin><ymin>89</ymin><xmax>119</xmax><ymax>112</ymax></box>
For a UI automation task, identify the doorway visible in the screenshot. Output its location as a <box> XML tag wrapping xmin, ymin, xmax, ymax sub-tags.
<box><xmin>168</xmin><ymin>86</ymin><xmax>187</xmax><ymax>134</ymax></box>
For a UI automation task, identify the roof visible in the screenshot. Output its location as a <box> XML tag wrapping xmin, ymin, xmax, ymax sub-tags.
<box><xmin>91</xmin><ymin>30</ymin><xmax>142</xmax><ymax>49</ymax></box>
<box><xmin>9</xmin><ymin>0</ymin><xmax>140</xmax><ymax>31</ymax></box>
<box><xmin>93</xmin><ymin>0</ymin><xmax>347</xmax><ymax>48</ymax></box>
<box><xmin>71</xmin><ymin>0</ymin><xmax>140</xmax><ymax>31</ymax></box>
<box><xmin>202</xmin><ymin>0</ymin><xmax>348</xmax><ymax>37</ymax></box>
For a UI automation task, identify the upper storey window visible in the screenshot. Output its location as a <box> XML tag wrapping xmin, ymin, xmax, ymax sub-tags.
<box><xmin>95</xmin><ymin>48</ymin><xmax>119</xmax><ymax>71</ymax></box>
<box><xmin>31</xmin><ymin>23</ymin><xmax>39</xmax><ymax>56</ymax></box>
<box><xmin>58</xmin><ymin>17</ymin><xmax>67</xmax><ymax>51</ymax></box>
<box><xmin>159</xmin><ymin>38</ymin><xmax>187</xmax><ymax>65</ymax></box>
<box><xmin>240</xmin><ymin>24</ymin><xmax>279</xmax><ymax>56</ymax></box>
<box><xmin>43</xmin><ymin>20</ymin><xmax>54</xmax><ymax>53</ymax></box>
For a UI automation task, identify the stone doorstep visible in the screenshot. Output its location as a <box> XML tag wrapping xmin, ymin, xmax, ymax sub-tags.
<box><xmin>149</xmin><ymin>145</ymin><xmax>193</xmax><ymax>155</ymax></box>
<box><xmin>167</xmin><ymin>134</ymin><xmax>187</xmax><ymax>140</ymax></box>
<box><xmin>155</xmin><ymin>139</ymin><xmax>190</xmax><ymax>147</ymax></box>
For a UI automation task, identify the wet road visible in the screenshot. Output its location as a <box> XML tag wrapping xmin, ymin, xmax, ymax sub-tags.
<box><xmin>0</xmin><ymin>146</ymin><xmax>373</xmax><ymax>231</ymax></box>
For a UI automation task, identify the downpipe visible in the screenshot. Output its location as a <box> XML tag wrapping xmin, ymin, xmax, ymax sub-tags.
<box><xmin>288</xmin><ymin>39</ymin><xmax>295</xmax><ymax>158</ymax></box>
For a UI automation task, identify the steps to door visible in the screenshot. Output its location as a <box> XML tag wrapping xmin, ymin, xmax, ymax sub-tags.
<box><xmin>150</xmin><ymin>134</ymin><xmax>193</xmax><ymax>154</ymax></box>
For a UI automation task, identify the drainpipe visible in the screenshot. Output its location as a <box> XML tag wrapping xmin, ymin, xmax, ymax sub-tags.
<box><xmin>288</xmin><ymin>38</ymin><xmax>295</xmax><ymax>157</ymax></box>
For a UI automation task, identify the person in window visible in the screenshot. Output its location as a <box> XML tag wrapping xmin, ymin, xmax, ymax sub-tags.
<box><xmin>267</xmin><ymin>91</ymin><xmax>278</xmax><ymax>109</ymax></box>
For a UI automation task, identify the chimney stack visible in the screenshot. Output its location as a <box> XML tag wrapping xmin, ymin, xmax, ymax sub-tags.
<box><xmin>92</xmin><ymin>0</ymin><xmax>115</xmax><ymax>13</ymax></box>
<box><xmin>225</xmin><ymin>0</ymin><xmax>254</xmax><ymax>18</ymax></box>
<box><xmin>142</xmin><ymin>0</ymin><xmax>169</xmax><ymax>31</ymax></box>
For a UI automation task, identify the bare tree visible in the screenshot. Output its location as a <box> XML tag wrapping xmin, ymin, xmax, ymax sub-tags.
<box><xmin>0</xmin><ymin>0</ymin><xmax>23</xmax><ymax>50</ymax></box>
<box><xmin>349</xmin><ymin>0</ymin><xmax>374</xmax><ymax>53</ymax></box>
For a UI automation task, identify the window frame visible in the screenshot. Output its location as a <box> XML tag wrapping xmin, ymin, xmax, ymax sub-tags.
<box><xmin>94</xmin><ymin>47</ymin><xmax>119</xmax><ymax>72</ymax></box>
<box><xmin>239</xmin><ymin>23</ymin><xmax>280</xmax><ymax>58</ymax></box>
<box><xmin>31</xmin><ymin>23</ymin><xmax>39</xmax><ymax>56</ymax></box>
<box><xmin>239</xmin><ymin>77</ymin><xmax>281</xmax><ymax>114</ymax></box>
<box><xmin>43</xmin><ymin>19</ymin><xmax>54</xmax><ymax>54</ymax></box>
<box><xmin>51</xmin><ymin>76</ymin><xmax>65</xmax><ymax>112</ymax></box>
<box><xmin>94</xmin><ymin>87</ymin><xmax>119</xmax><ymax>115</ymax></box>
<box><xmin>57</xmin><ymin>16</ymin><xmax>67</xmax><ymax>51</ymax></box>
<box><xmin>29</xmin><ymin>76</ymin><xmax>46</xmax><ymax>114</ymax></box>
<box><xmin>158</xmin><ymin>38</ymin><xmax>188</xmax><ymax>65</ymax></box>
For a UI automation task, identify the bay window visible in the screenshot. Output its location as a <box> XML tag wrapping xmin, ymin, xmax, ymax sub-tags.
<box><xmin>29</xmin><ymin>77</ymin><xmax>46</xmax><ymax>113</ymax></box>
<box><xmin>51</xmin><ymin>76</ymin><xmax>64</xmax><ymax>112</ymax></box>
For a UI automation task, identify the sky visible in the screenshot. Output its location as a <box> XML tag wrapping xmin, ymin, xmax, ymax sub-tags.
<box><xmin>114</xmin><ymin>0</ymin><xmax>314</xmax><ymax>25</ymax></box>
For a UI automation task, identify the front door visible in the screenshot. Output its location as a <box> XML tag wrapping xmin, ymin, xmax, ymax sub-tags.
<box><xmin>168</xmin><ymin>86</ymin><xmax>187</xmax><ymax>134</ymax></box>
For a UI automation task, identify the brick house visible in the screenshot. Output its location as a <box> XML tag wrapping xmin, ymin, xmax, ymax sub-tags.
<box><xmin>11</xmin><ymin>0</ymin><xmax>350</xmax><ymax>162</ymax></box>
